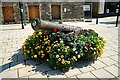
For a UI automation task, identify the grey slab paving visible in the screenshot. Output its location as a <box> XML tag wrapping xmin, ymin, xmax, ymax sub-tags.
<box><xmin>34</xmin><ymin>62</ymin><xmax>52</xmax><ymax>73</ymax></box>
<box><xmin>47</xmin><ymin>70</ymin><xmax>67</xmax><ymax>78</ymax></box>
<box><xmin>91</xmin><ymin>69</ymin><xmax>114</xmax><ymax>78</ymax></box>
<box><xmin>18</xmin><ymin>66</ymin><xmax>36</xmax><ymax>78</ymax></box>
<box><xmin>29</xmin><ymin>73</ymin><xmax>48</xmax><ymax>78</ymax></box>
<box><xmin>109</xmin><ymin>55</ymin><xmax>119</xmax><ymax>62</ymax></box>
<box><xmin>65</xmin><ymin>68</ymin><xmax>81</xmax><ymax>77</ymax></box>
<box><xmin>10</xmin><ymin>61</ymin><xmax>25</xmax><ymax>70</ymax></box>
<box><xmin>104</xmin><ymin>65</ymin><xmax>119</xmax><ymax>77</ymax></box>
<box><xmin>1</xmin><ymin>69</ymin><xmax>18</xmax><ymax>78</ymax></box>
<box><xmin>98</xmin><ymin>57</ymin><xmax>117</xmax><ymax>66</ymax></box>
<box><xmin>79</xmin><ymin>65</ymin><xmax>95</xmax><ymax>73</ymax></box>
<box><xmin>91</xmin><ymin>60</ymin><xmax>107</xmax><ymax>69</ymax></box>
<box><xmin>76</xmin><ymin>72</ymin><xmax>96</xmax><ymax>78</ymax></box>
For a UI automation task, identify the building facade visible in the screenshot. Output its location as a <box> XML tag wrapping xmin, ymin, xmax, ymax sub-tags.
<box><xmin>0</xmin><ymin>2</ymin><xmax>84</xmax><ymax>24</ymax></box>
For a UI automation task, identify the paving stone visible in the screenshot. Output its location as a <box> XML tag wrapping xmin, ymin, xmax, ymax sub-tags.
<box><xmin>18</xmin><ymin>66</ymin><xmax>36</xmax><ymax>77</ymax></box>
<box><xmin>26</xmin><ymin>59</ymin><xmax>41</xmax><ymax>66</ymax></box>
<box><xmin>100</xmin><ymin>51</ymin><xmax>111</xmax><ymax>58</ymax></box>
<box><xmin>99</xmin><ymin>57</ymin><xmax>117</xmax><ymax>66</ymax></box>
<box><xmin>104</xmin><ymin>65</ymin><xmax>119</xmax><ymax>77</ymax></box>
<box><xmin>65</xmin><ymin>68</ymin><xmax>81</xmax><ymax>77</ymax></box>
<box><xmin>91</xmin><ymin>69</ymin><xmax>114</xmax><ymax>78</ymax></box>
<box><xmin>79</xmin><ymin>65</ymin><xmax>95</xmax><ymax>73</ymax></box>
<box><xmin>76</xmin><ymin>72</ymin><xmax>97</xmax><ymax>78</ymax></box>
<box><xmin>2</xmin><ymin>52</ymin><xmax>11</xmax><ymax>58</ymax></box>
<box><xmin>34</xmin><ymin>60</ymin><xmax>51</xmax><ymax>73</ymax></box>
<box><xmin>69</xmin><ymin>76</ymin><xmax>77</xmax><ymax>78</ymax></box>
<box><xmin>91</xmin><ymin>60</ymin><xmax>107</xmax><ymax>69</ymax></box>
<box><xmin>46</xmin><ymin>70</ymin><xmax>67</xmax><ymax>78</ymax></box>
<box><xmin>106</xmin><ymin>49</ymin><xmax>118</xmax><ymax>56</ymax></box>
<box><xmin>29</xmin><ymin>73</ymin><xmax>47</xmax><ymax>78</ymax></box>
<box><xmin>10</xmin><ymin>61</ymin><xmax>25</xmax><ymax>70</ymax></box>
<box><xmin>109</xmin><ymin>55</ymin><xmax>119</xmax><ymax>62</ymax></box>
<box><xmin>0</xmin><ymin>58</ymin><xmax>3</xmax><ymax>65</ymax></box>
<box><xmin>1</xmin><ymin>69</ymin><xmax>18</xmax><ymax>78</ymax></box>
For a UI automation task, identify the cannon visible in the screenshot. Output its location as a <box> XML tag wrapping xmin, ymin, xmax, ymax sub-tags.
<box><xmin>31</xmin><ymin>18</ymin><xmax>82</xmax><ymax>34</ymax></box>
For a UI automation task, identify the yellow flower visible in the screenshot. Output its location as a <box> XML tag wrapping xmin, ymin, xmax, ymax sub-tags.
<box><xmin>34</xmin><ymin>55</ymin><xmax>37</xmax><ymax>58</ymax></box>
<box><xmin>61</xmin><ymin>59</ymin><xmax>65</xmax><ymax>64</ymax></box>
<box><xmin>42</xmin><ymin>54</ymin><xmax>45</xmax><ymax>56</ymax></box>
<box><xmin>60</xmin><ymin>40</ymin><xmax>64</xmax><ymax>43</ymax></box>
<box><xmin>73</xmin><ymin>56</ymin><xmax>77</xmax><ymax>61</ymax></box>
<box><xmin>31</xmin><ymin>56</ymin><xmax>33</xmax><ymax>58</ymax></box>
<box><xmin>66</xmin><ymin>61</ymin><xmax>70</xmax><ymax>64</ymax></box>
<box><xmin>46</xmin><ymin>59</ymin><xmax>49</xmax><ymax>62</ymax></box>
<box><xmin>38</xmin><ymin>32</ymin><xmax>42</xmax><ymax>35</ymax></box>
<box><xmin>77</xmin><ymin>54</ymin><xmax>81</xmax><ymax>59</ymax></box>
<box><xmin>35</xmin><ymin>47</ymin><xmax>37</xmax><ymax>49</ymax></box>
<box><xmin>100</xmin><ymin>48</ymin><xmax>103</xmax><ymax>55</ymax></box>
<box><xmin>36</xmin><ymin>35</ymin><xmax>38</xmax><ymax>38</ymax></box>
<box><xmin>65</xmin><ymin>49</ymin><xmax>67</xmax><ymax>52</ymax></box>
<box><xmin>103</xmin><ymin>40</ymin><xmax>107</xmax><ymax>44</ymax></box>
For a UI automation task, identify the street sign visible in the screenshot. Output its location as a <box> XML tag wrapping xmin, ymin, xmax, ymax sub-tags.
<box><xmin>83</xmin><ymin>3</ymin><xmax>92</xmax><ymax>22</ymax></box>
<box><xmin>83</xmin><ymin>5</ymin><xmax>91</xmax><ymax>11</ymax></box>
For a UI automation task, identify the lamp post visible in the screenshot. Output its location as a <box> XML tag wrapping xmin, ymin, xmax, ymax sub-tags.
<box><xmin>19</xmin><ymin>2</ymin><xmax>24</xmax><ymax>29</ymax></box>
<box><xmin>116</xmin><ymin>1</ymin><xmax>120</xmax><ymax>27</ymax></box>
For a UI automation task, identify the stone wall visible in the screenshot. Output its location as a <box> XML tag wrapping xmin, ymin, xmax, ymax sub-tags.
<box><xmin>41</xmin><ymin>3</ymin><xmax>51</xmax><ymax>20</ymax></box>
<box><xmin>0</xmin><ymin>2</ymin><xmax>84</xmax><ymax>24</ymax></box>
<box><xmin>62</xmin><ymin>2</ymin><xmax>84</xmax><ymax>21</ymax></box>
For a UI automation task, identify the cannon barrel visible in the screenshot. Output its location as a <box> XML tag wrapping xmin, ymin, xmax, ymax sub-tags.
<box><xmin>31</xmin><ymin>18</ymin><xmax>82</xmax><ymax>33</ymax></box>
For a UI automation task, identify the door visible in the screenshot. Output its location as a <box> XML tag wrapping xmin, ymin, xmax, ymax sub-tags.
<box><xmin>2</xmin><ymin>5</ymin><xmax>15</xmax><ymax>22</ymax></box>
<box><xmin>52</xmin><ymin>5</ymin><xmax>61</xmax><ymax>19</ymax></box>
<box><xmin>28</xmin><ymin>5</ymin><xmax>40</xmax><ymax>21</ymax></box>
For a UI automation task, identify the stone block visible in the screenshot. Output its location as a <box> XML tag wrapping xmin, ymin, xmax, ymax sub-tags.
<box><xmin>91</xmin><ymin>69</ymin><xmax>114</xmax><ymax>78</ymax></box>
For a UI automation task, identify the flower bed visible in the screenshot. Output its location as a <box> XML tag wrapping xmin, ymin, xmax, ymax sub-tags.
<box><xmin>22</xmin><ymin>29</ymin><xmax>106</xmax><ymax>72</ymax></box>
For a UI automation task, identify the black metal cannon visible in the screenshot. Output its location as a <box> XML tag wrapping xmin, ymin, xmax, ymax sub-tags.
<box><xmin>31</xmin><ymin>18</ymin><xmax>82</xmax><ymax>34</ymax></box>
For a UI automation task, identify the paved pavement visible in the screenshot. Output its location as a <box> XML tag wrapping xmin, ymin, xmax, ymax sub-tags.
<box><xmin>0</xmin><ymin>16</ymin><xmax>119</xmax><ymax>80</ymax></box>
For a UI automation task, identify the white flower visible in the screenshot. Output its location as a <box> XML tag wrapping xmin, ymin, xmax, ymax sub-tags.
<box><xmin>58</xmin><ymin>58</ymin><xmax>61</xmax><ymax>61</ymax></box>
<box><xmin>75</xmin><ymin>51</ymin><xmax>78</xmax><ymax>54</ymax></box>
<box><xmin>58</xmin><ymin>49</ymin><xmax>60</xmax><ymax>51</ymax></box>
<box><xmin>56</xmin><ymin>55</ymin><xmax>59</xmax><ymax>58</ymax></box>
<box><xmin>66</xmin><ymin>46</ymin><xmax>69</xmax><ymax>49</ymax></box>
<box><xmin>73</xmin><ymin>48</ymin><xmax>76</xmax><ymax>51</ymax></box>
<box><xmin>61</xmin><ymin>55</ymin><xmax>64</xmax><ymax>58</ymax></box>
<box><xmin>54</xmin><ymin>44</ymin><xmax>57</xmax><ymax>47</ymax></box>
<box><xmin>78</xmin><ymin>54</ymin><xmax>81</xmax><ymax>58</ymax></box>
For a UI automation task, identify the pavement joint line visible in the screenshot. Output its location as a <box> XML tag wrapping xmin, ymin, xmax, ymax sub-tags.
<box><xmin>103</xmin><ymin>68</ymin><xmax>116</xmax><ymax>77</ymax></box>
<box><xmin>98</xmin><ymin>57</ymin><xmax>117</xmax><ymax>66</ymax></box>
<box><xmin>90</xmin><ymin>71</ymin><xmax>99</xmax><ymax>79</ymax></box>
<box><xmin>108</xmin><ymin>56</ymin><xmax>118</xmax><ymax>63</ymax></box>
<box><xmin>17</xmin><ymin>68</ymin><xmax>19</xmax><ymax>78</ymax></box>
